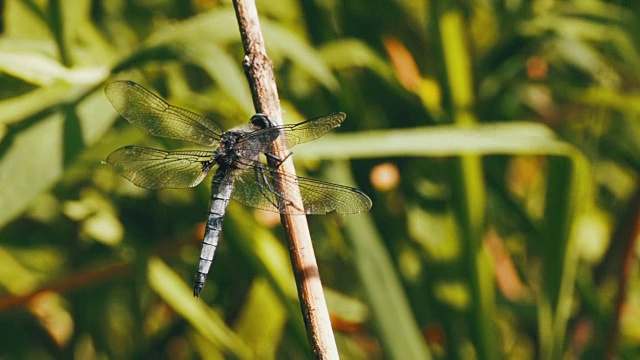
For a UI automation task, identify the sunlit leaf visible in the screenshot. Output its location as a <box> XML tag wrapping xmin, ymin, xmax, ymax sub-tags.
<box><xmin>0</xmin><ymin>82</ymin><xmax>113</xmax><ymax>227</ymax></box>
<box><xmin>147</xmin><ymin>257</ymin><xmax>253</xmax><ymax>358</ymax></box>
<box><xmin>320</xmin><ymin>39</ymin><xmax>397</xmax><ymax>86</ymax></box>
<box><xmin>293</xmin><ymin>122</ymin><xmax>575</xmax><ymax>159</ymax></box>
<box><xmin>234</xmin><ymin>278</ymin><xmax>286</xmax><ymax>358</ymax></box>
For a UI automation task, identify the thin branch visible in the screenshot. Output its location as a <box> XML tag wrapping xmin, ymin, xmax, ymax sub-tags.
<box><xmin>0</xmin><ymin>226</ymin><xmax>203</xmax><ymax>312</ymax></box>
<box><xmin>604</xmin><ymin>181</ymin><xmax>640</xmax><ymax>359</ymax></box>
<box><xmin>231</xmin><ymin>1</ymin><xmax>339</xmax><ymax>358</ymax></box>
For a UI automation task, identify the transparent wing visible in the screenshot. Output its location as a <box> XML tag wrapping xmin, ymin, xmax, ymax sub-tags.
<box><xmin>105</xmin><ymin>80</ymin><xmax>222</xmax><ymax>146</ymax></box>
<box><xmin>232</xmin><ymin>164</ymin><xmax>372</xmax><ymax>215</ymax></box>
<box><xmin>239</xmin><ymin>112</ymin><xmax>346</xmax><ymax>154</ymax></box>
<box><xmin>106</xmin><ymin>146</ymin><xmax>214</xmax><ymax>189</ymax></box>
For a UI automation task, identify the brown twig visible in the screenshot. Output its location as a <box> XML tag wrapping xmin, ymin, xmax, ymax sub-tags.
<box><xmin>602</xmin><ymin>180</ymin><xmax>640</xmax><ymax>359</ymax></box>
<box><xmin>0</xmin><ymin>262</ymin><xmax>130</xmax><ymax>312</ymax></box>
<box><xmin>0</xmin><ymin>225</ymin><xmax>203</xmax><ymax>312</ymax></box>
<box><xmin>231</xmin><ymin>1</ymin><xmax>339</xmax><ymax>358</ymax></box>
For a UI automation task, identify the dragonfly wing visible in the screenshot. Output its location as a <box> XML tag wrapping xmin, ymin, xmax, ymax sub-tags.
<box><xmin>279</xmin><ymin>112</ymin><xmax>346</xmax><ymax>148</ymax></box>
<box><xmin>239</xmin><ymin>112</ymin><xmax>346</xmax><ymax>153</ymax></box>
<box><xmin>106</xmin><ymin>146</ymin><xmax>214</xmax><ymax>189</ymax></box>
<box><xmin>105</xmin><ymin>80</ymin><xmax>222</xmax><ymax>146</ymax></box>
<box><xmin>294</xmin><ymin>175</ymin><xmax>372</xmax><ymax>214</ymax></box>
<box><xmin>232</xmin><ymin>164</ymin><xmax>372</xmax><ymax>215</ymax></box>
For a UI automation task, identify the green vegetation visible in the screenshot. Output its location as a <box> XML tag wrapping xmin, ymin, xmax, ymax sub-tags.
<box><xmin>1</xmin><ymin>0</ymin><xmax>639</xmax><ymax>358</ymax></box>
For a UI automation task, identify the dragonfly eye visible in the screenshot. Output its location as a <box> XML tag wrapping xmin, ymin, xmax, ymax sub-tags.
<box><xmin>250</xmin><ymin>113</ymin><xmax>274</xmax><ymax>129</ymax></box>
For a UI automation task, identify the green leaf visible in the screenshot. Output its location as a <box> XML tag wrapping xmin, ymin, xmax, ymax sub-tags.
<box><xmin>319</xmin><ymin>39</ymin><xmax>397</xmax><ymax>86</ymax></box>
<box><xmin>180</xmin><ymin>42</ymin><xmax>254</xmax><ymax>114</ymax></box>
<box><xmin>0</xmin><ymin>81</ymin><xmax>113</xmax><ymax>227</ymax></box>
<box><xmin>326</xmin><ymin>162</ymin><xmax>431</xmax><ymax>360</ymax></box>
<box><xmin>234</xmin><ymin>278</ymin><xmax>287</xmax><ymax>358</ymax></box>
<box><xmin>293</xmin><ymin>121</ymin><xmax>575</xmax><ymax>159</ymax></box>
<box><xmin>262</xmin><ymin>21</ymin><xmax>338</xmax><ymax>91</ymax></box>
<box><xmin>0</xmin><ymin>114</ymin><xmax>65</xmax><ymax>226</ymax></box>
<box><xmin>145</xmin><ymin>8</ymin><xmax>338</xmax><ymax>91</ymax></box>
<box><xmin>147</xmin><ymin>257</ymin><xmax>253</xmax><ymax>359</ymax></box>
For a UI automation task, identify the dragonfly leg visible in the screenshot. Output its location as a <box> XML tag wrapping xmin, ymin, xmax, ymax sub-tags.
<box><xmin>254</xmin><ymin>165</ymin><xmax>305</xmax><ymax>213</ymax></box>
<box><xmin>253</xmin><ymin>165</ymin><xmax>280</xmax><ymax>210</ymax></box>
<box><xmin>264</xmin><ymin>151</ymin><xmax>292</xmax><ymax>168</ymax></box>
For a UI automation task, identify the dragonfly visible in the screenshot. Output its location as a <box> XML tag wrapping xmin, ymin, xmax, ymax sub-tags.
<box><xmin>104</xmin><ymin>80</ymin><xmax>372</xmax><ymax>296</ymax></box>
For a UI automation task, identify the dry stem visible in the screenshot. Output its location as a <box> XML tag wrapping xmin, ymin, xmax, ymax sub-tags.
<box><xmin>231</xmin><ymin>1</ymin><xmax>339</xmax><ymax>358</ymax></box>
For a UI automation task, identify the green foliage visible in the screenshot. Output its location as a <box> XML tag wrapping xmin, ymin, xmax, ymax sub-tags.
<box><xmin>1</xmin><ymin>0</ymin><xmax>640</xmax><ymax>359</ymax></box>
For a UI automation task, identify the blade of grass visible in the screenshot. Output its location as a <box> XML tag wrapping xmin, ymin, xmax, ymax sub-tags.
<box><xmin>538</xmin><ymin>157</ymin><xmax>583</xmax><ymax>359</ymax></box>
<box><xmin>439</xmin><ymin>8</ymin><xmax>499</xmax><ymax>360</ymax></box>
<box><xmin>294</xmin><ymin>122</ymin><xmax>567</xmax><ymax>158</ymax></box>
<box><xmin>49</xmin><ymin>0</ymin><xmax>70</xmax><ymax>67</ymax></box>
<box><xmin>146</xmin><ymin>8</ymin><xmax>337</xmax><ymax>92</ymax></box>
<box><xmin>328</xmin><ymin>161</ymin><xmax>432</xmax><ymax>359</ymax></box>
<box><xmin>224</xmin><ymin>205</ymin><xmax>310</xmax><ymax>349</ymax></box>
<box><xmin>0</xmin><ymin>82</ymin><xmax>113</xmax><ymax>227</ymax></box>
<box><xmin>147</xmin><ymin>257</ymin><xmax>252</xmax><ymax>358</ymax></box>
<box><xmin>233</xmin><ymin>278</ymin><xmax>287</xmax><ymax>358</ymax></box>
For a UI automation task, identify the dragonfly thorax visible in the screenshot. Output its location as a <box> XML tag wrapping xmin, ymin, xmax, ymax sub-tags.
<box><xmin>213</xmin><ymin>114</ymin><xmax>277</xmax><ymax>170</ymax></box>
<box><xmin>213</xmin><ymin>129</ymin><xmax>263</xmax><ymax>170</ymax></box>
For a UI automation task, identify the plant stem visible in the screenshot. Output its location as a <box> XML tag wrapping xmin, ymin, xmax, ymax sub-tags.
<box><xmin>231</xmin><ymin>1</ymin><xmax>339</xmax><ymax>358</ymax></box>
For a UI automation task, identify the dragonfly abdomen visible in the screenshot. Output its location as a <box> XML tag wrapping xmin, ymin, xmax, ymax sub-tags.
<box><xmin>193</xmin><ymin>169</ymin><xmax>235</xmax><ymax>297</ymax></box>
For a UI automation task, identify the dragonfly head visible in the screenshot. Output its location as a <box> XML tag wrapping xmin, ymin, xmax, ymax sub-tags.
<box><xmin>249</xmin><ymin>113</ymin><xmax>274</xmax><ymax>130</ymax></box>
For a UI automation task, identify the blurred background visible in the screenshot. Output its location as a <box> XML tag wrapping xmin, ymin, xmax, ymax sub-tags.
<box><xmin>1</xmin><ymin>0</ymin><xmax>640</xmax><ymax>359</ymax></box>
